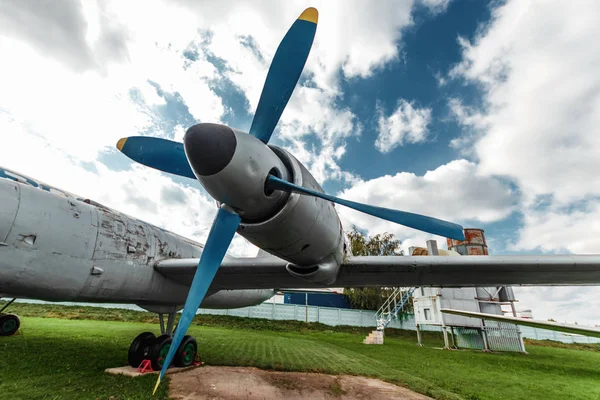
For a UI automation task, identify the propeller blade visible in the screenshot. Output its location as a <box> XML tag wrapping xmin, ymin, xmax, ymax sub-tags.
<box><xmin>116</xmin><ymin>136</ymin><xmax>196</xmax><ymax>179</ymax></box>
<box><xmin>249</xmin><ymin>7</ymin><xmax>318</xmax><ymax>144</ymax></box>
<box><xmin>152</xmin><ymin>206</ymin><xmax>241</xmax><ymax>394</ymax></box>
<box><xmin>266</xmin><ymin>175</ymin><xmax>465</xmax><ymax>241</ymax></box>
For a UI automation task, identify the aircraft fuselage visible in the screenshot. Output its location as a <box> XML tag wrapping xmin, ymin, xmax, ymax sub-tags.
<box><xmin>0</xmin><ymin>161</ymin><xmax>344</xmax><ymax>307</ymax></box>
<box><xmin>0</xmin><ymin>169</ymin><xmax>274</xmax><ymax>307</ymax></box>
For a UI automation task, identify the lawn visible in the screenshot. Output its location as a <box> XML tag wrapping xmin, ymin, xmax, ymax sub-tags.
<box><xmin>2</xmin><ymin>303</ymin><xmax>600</xmax><ymax>399</ymax></box>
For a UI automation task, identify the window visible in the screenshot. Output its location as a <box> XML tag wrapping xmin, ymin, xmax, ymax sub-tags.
<box><xmin>424</xmin><ymin>308</ymin><xmax>431</xmax><ymax>320</ymax></box>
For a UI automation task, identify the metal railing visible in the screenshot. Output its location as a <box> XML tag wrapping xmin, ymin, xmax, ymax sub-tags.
<box><xmin>375</xmin><ymin>287</ymin><xmax>416</xmax><ymax>330</ymax></box>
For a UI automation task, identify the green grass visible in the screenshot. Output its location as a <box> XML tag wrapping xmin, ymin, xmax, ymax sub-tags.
<box><xmin>0</xmin><ymin>301</ymin><xmax>419</xmax><ymax>337</ymax></box>
<box><xmin>2</xmin><ymin>302</ymin><xmax>600</xmax><ymax>399</ymax></box>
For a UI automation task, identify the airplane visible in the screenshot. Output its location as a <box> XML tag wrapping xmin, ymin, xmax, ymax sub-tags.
<box><xmin>2</xmin><ymin>6</ymin><xmax>600</xmax><ymax>395</ymax></box>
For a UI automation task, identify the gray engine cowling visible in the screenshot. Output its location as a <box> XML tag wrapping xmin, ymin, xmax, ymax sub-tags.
<box><xmin>201</xmin><ymin>289</ymin><xmax>276</xmax><ymax>309</ymax></box>
<box><xmin>237</xmin><ymin>146</ymin><xmax>344</xmax><ymax>285</ymax></box>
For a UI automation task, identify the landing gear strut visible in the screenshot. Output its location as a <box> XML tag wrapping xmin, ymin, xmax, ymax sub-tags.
<box><xmin>0</xmin><ymin>298</ymin><xmax>20</xmax><ymax>336</ymax></box>
<box><xmin>127</xmin><ymin>307</ymin><xmax>198</xmax><ymax>371</ymax></box>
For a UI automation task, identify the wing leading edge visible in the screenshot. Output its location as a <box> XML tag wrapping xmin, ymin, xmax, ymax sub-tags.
<box><xmin>155</xmin><ymin>254</ymin><xmax>600</xmax><ymax>290</ymax></box>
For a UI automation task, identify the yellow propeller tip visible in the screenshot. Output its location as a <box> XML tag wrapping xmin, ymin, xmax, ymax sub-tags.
<box><xmin>299</xmin><ymin>7</ymin><xmax>318</xmax><ymax>24</ymax></box>
<box><xmin>152</xmin><ymin>376</ymin><xmax>161</xmax><ymax>395</ymax></box>
<box><xmin>116</xmin><ymin>137</ymin><xmax>127</xmax><ymax>151</ymax></box>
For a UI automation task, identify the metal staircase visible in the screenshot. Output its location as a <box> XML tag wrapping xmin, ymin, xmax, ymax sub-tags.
<box><xmin>375</xmin><ymin>287</ymin><xmax>416</xmax><ymax>331</ymax></box>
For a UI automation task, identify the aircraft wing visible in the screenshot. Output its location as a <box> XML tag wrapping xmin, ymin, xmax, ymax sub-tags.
<box><xmin>155</xmin><ymin>254</ymin><xmax>600</xmax><ymax>290</ymax></box>
<box><xmin>440</xmin><ymin>308</ymin><xmax>600</xmax><ymax>339</ymax></box>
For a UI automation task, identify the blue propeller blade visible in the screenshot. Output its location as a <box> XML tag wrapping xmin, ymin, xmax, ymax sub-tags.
<box><xmin>249</xmin><ymin>8</ymin><xmax>318</xmax><ymax>144</ymax></box>
<box><xmin>267</xmin><ymin>175</ymin><xmax>465</xmax><ymax>241</ymax></box>
<box><xmin>153</xmin><ymin>206</ymin><xmax>241</xmax><ymax>394</ymax></box>
<box><xmin>116</xmin><ymin>136</ymin><xmax>196</xmax><ymax>179</ymax></box>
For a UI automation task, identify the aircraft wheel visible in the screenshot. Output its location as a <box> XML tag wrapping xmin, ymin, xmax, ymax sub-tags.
<box><xmin>174</xmin><ymin>335</ymin><xmax>197</xmax><ymax>367</ymax></box>
<box><xmin>149</xmin><ymin>334</ymin><xmax>173</xmax><ymax>371</ymax></box>
<box><xmin>0</xmin><ymin>314</ymin><xmax>20</xmax><ymax>336</ymax></box>
<box><xmin>128</xmin><ymin>332</ymin><xmax>156</xmax><ymax>367</ymax></box>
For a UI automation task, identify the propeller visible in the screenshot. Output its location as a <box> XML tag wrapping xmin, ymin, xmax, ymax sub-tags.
<box><xmin>116</xmin><ymin>7</ymin><xmax>318</xmax><ymax>177</ymax></box>
<box><xmin>153</xmin><ymin>206</ymin><xmax>241</xmax><ymax>394</ymax></box>
<box><xmin>149</xmin><ymin>8</ymin><xmax>320</xmax><ymax>394</ymax></box>
<box><xmin>116</xmin><ymin>137</ymin><xmax>196</xmax><ymax>179</ymax></box>
<box><xmin>114</xmin><ymin>6</ymin><xmax>466</xmax><ymax>394</ymax></box>
<box><xmin>249</xmin><ymin>7</ymin><xmax>318</xmax><ymax>143</ymax></box>
<box><xmin>266</xmin><ymin>175</ymin><xmax>465</xmax><ymax>241</ymax></box>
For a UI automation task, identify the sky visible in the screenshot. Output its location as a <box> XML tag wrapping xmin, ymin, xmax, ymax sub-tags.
<box><xmin>1</xmin><ymin>0</ymin><xmax>600</xmax><ymax>325</ymax></box>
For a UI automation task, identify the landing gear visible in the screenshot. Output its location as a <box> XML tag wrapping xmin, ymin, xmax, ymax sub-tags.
<box><xmin>0</xmin><ymin>313</ymin><xmax>20</xmax><ymax>336</ymax></box>
<box><xmin>0</xmin><ymin>298</ymin><xmax>20</xmax><ymax>336</ymax></box>
<box><xmin>128</xmin><ymin>332</ymin><xmax>156</xmax><ymax>367</ymax></box>
<box><xmin>148</xmin><ymin>334</ymin><xmax>173</xmax><ymax>371</ymax></box>
<box><xmin>174</xmin><ymin>335</ymin><xmax>197</xmax><ymax>367</ymax></box>
<box><xmin>127</xmin><ymin>309</ymin><xmax>198</xmax><ymax>370</ymax></box>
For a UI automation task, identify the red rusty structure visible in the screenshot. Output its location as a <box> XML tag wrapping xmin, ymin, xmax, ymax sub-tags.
<box><xmin>447</xmin><ymin>228</ymin><xmax>489</xmax><ymax>255</ymax></box>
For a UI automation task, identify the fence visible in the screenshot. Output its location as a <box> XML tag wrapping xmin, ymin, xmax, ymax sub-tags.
<box><xmin>8</xmin><ymin>298</ymin><xmax>600</xmax><ymax>345</ymax></box>
<box><xmin>196</xmin><ymin>301</ymin><xmax>600</xmax><ymax>345</ymax></box>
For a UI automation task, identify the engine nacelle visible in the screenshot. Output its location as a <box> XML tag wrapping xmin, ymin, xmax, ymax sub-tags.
<box><xmin>285</xmin><ymin>255</ymin><xmax>341</xmax><ymax>285</ymax></box>
<box><xmin>237</xmin><ymin>146</ymin><xmax>344</xmax><ymax>285</ymax></box>
<box><xmin>200</xmin><ymin>289</ymin><xmax>276</xmax><ymax>309</ymax></box>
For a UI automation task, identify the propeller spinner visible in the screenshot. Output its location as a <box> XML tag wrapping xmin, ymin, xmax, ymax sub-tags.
<box><xmin>184</xmin><ymin>123</ymin><xmax>290</xmax><ymax>221</ymax></box>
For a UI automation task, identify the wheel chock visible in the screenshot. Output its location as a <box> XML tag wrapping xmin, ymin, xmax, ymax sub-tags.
<box><xmin>138</xmin><ymin>359</ymin><xmax>153</xmax><ymax>373</ymax></box>
<box><xmin>193</xmin><ymin>354</ymin><xmax>204</xmax><ymax>367</ymax></box>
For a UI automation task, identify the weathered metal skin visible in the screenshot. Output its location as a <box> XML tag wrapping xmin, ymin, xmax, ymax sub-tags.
<box><xmin>237</xmin><ymin>146</ymin><xmax>345</xmax><ymax>284</ymax></box>
<box><xmin>0</xmin><ymin>179</ymin><xmax>273</xmax><ymax>308</ymax></box>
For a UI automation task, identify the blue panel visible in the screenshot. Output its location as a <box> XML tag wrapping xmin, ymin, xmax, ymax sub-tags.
<box><xmin>118</xmin><ymin>136</ymin><xmax>196</xmax><ymax>180</ymax></box>
<box><xmin>286</xmin><ymin>293</ymin><xmax>352</xmax><ymax>309</ymax></box>
<box><xmin>267</xmin><ymin>175</ymin><xmax>465</xmax><ymax>240</ymax></box>
<box><xmin>249</xmin><ymin>19</ymin><xmax>317</xmax><ymax>143</ymax></box>
<box><xmin>0</xmin><ymin>167</ymin><xmax>39</xmax><ymax>188</ymax></box>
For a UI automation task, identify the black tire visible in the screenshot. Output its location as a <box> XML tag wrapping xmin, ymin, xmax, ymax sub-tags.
<box><xmin>149</xmin><ymin>334</ymin><xmax>173</xmax><ymax>371</ymax></box>
<box><xmin>174</xmin><ymin>335</ymin><xmax>197</xmax><ymax>367</ymax></box>
<box><xmin>0</xmin><ymin>314</ymin><xmax>20</xmax><ymax>336</ymax></box>
<box><xmin>127</xmin><ymin>332</ymin><xmax>156</xmax><ymax>367</ymax></box>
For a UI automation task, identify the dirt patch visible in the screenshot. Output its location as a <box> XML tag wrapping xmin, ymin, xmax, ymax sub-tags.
<box><xmin>169</xmin><ymin>366</ymin><xmax>432</xmax><ymax>400</ymax></box>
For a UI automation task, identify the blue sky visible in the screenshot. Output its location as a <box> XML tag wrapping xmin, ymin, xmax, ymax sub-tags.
<box><xmin>1</xmin><ymin>0</ymin><xmax>600</xmax><ymax>324</ymax></box>
<box><xmin>338</xmin><ymin>0</ymin><xmax>491</xmax><ymax>180</ymax></box>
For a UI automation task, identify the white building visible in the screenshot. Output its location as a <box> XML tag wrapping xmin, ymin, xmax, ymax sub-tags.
<box><xmin>410</xmin><ymin>231</ymin><xmax>526</xmax><ymax>353</ymax></box>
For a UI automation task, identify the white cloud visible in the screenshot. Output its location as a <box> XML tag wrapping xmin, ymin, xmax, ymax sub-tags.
<box><xmin>449</xmin><ymin>0</ymin><xmax>600</xmax><ymax>207</ymax></box>
<box><xmin>448</xmin><ymin>0</ymin><xmax>600</xmax><ymax>246</ymax></box>
<box><xmin>447</xmin><ymin>97</ymin><xmax>489</xmax><ymax>151</ymax></box>
<box><xmin>285</xmin><ymin>138</ymin><xmax>358</xmax><ymax>185</ymax></box>
<box><xmin>0</xmin><ymin>1</ymin><xmax>227</xmax><ymax>161</ymax></box>
<box><xmin>0</xmin><ymin>0</ymin><xmax>129</xmax><ymax>74</ymax></box>
<box><xmin>336</xmin><ymin>159</ymin><xmax>517</xmax><ymax>253</ymax></box>
<box><xmin>419</xmin><ymin>0</ymin><xmax>451</xmax><ymax>14</ymax></box>
<box><xmin>0</xmin><ymin>0</ymin><xmax>430</xmax><ymax>258</ymax></box>
<box><xmin>510</xmin><ymin>202</ymin><xmax>600</xmax><ymax>254</ymax></box>
<box><xmin>165</xmin><ymin>0</ymin><xmax>422</xmax><ymax>183</ymax></box>
<box><xmin>513</xmin><ymin>286</ymin><xmax>600</xmax><ymax>326</ymax></box>
<box><xmin>375</xmin><ymin>99</ymin><xmax>432</xmax><ymax>153</ymax></box>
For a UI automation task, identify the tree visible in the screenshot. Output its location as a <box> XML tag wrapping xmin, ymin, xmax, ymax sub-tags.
<box><xmin>343</xmin><ymin>227</ymin><xmax>411</xmax><ymax>312</ymax></box>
